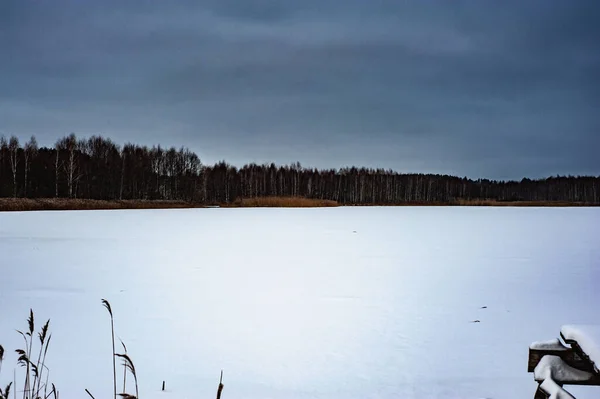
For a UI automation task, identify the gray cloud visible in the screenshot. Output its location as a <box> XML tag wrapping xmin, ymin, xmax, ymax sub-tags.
<box><xmin>1</xmin><ymin>0</ymin><xmax>598</xmax><ymax>180</ymax></box>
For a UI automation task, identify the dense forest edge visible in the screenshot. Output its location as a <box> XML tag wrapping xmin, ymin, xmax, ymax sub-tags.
<box><xmin>0</xmin><ymin>134</ymin><xmax>599</xmax><ymax>210</ymax></box>
<box><xmin>0</xmin><ymin>198</ymin><xmax>597</xmax><ymax>212</ymax></box>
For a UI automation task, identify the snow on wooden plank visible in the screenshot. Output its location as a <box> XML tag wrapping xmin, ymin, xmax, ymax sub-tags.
<box><xmin>534</xmin><ymin>355</ymin><xmax>596</xmax><ymax>383</ymax></box>
<box><xmin>539</xmin><ymin>378</ymin><xmax>576</xmax><ymax>399</ymax></box>
<box><xmin>527</xmin><ymin>339</ymin><xmax>592</xmax><ymax>373</ymax></box>
<box><xmin>561</xmin><ymin>325</ymin><xmax>600</xmax><ymax>373</ymax></box>
<box><xmin>530</xmin><ymin>339</ymin><xmax>569</xmax><ymax>351</ymax></box>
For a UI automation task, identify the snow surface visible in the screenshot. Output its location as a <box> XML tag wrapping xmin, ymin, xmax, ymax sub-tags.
<box><xmin>530</xmin><ymin>339</ymin><xmax>569</xmax><ymax>351</ymax></box>
<box><xmin>1</xmin><ymin>207</ymin><xmax>599</xmax><ymax>399</ymax></box>
<box><xmin>540</xmin><ymin>378</ymin><xmax>576</xmax><ymax>399</ymax></box>
<box><xmin>534</xmin><ymin>355</ymin><xmax>595</xmax><ymax>383</ymax></box>
<box><xmin>561</xmin><ymin>325</ymin><xmax>600</xmax><ymax>373</ymax></box>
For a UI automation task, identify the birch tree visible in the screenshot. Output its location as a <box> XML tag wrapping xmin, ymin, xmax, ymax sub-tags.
<box><xmin>54</xmin><ymin>147</ymin><xmax>60</xmax><ymax>197</ymax></box>
<box><xmin>23</xmin><ymin>136</ymin><xmax>38</xmax><ymax>197</ymax></box>
<box><xmin>8</xmin><ymin>136</ymin><xmax>19</xmax><ymax>197</ymax></box>
<box><xmin>56</xmin><ymin>134</ymin><xmax>80</xmax><ymax>198</ymax></box>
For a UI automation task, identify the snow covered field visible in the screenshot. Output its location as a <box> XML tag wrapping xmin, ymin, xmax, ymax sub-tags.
<box><xmin>1</xmin><ymin>207</ymin><xmax>599</xmax><ymax>399</ymax></box>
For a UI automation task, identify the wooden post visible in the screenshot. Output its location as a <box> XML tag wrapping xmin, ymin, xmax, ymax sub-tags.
<box><xmin>162</xmin><ymin>381</ymin><xmax>165</xmax><ymax>391</ymax></box>
<box><xmin>534</xmin><ymin>385</ymin><xmax>548</xmax><ymax>399</ymax></box>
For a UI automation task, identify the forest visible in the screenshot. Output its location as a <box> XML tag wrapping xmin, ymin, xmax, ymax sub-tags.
<box><xmin>0</xmin><ymin>134</ymin><xmax>598</xmax><ymax>205</ymax></box>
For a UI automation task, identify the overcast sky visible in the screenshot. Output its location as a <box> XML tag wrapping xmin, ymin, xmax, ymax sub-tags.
<box><xmin>1</xmin><ymin>0</ymin><xmax>598</xmax><ymax>180</ymax></box>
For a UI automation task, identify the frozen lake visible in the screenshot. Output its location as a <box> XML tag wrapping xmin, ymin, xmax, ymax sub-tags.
<box><xmin>1</xmin><ymin>207</ymin><xmax>599</xmax><ymax>399</ymax></box>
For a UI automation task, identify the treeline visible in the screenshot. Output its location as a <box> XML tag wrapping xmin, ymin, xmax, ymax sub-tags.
<box><xmin>0</xmin><ymin>134</ymin><xmax>598</xmax><ymax>204</ymax></box>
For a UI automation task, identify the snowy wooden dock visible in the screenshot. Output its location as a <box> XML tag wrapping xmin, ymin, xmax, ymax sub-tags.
<box><xmin>528</xmin><ymin>325</ymin><xmax>600</xmax><ymax>398</ymax></box>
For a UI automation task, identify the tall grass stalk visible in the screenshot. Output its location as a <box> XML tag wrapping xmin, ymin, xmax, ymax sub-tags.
<box><xmin>115</xmin><ymin>354</ymin><xmax>138</xmax><ymax>399</ymax></box>
<box><xmin>43</xmin><ymin>367</ymin><xmax>49</xmax><ymax>399</ymax></box>
<box><xmin>26</xmin><ymin>311</ymin><xmax>33</xmax><ymax>399</ymax></box>
<box><xmin>15</xmin><ymin>332</ymin><xmax>30</xmax><ymax>399</ymax></box>
<box><xmin>216</xmin><ymin>370</ymin><xmax>224</xmax><ymax>399</ymax></box>
<box><xmin>33</xmin><ymin>320</ymin><xmax>50</xmax><ymax>396</ymax></box>
<box><xmin>14</xmin><ymin>310</ymin><xmax>55</xmax><ymax>399</ymax></box>
<box><xmin>119</xmin><ymin>339</ymin><xmax>128</xmax><ymax>394</ymax></box>
<box><xmin>102</xmin><ymin>299</ymin><xmax>117</xmax><ymax>399</ymax></box>
<box><xmin>36</xmin><ymin>334</ymin><xmax>51</xmax><ymax>398</ymax></box>
<box><xmin>0</xmin><ymin>382</ymin><xmax>12</xmax><ymax>399</ymax></box>
<box><xmin>0</xmin><ymin>345</ymin><xmax>4</xmax><ymax>376</ymax></box>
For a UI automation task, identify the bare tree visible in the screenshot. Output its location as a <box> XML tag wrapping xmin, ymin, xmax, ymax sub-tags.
<box><xmin>0</xmin><ymin>136</ymin><xmax>6</xmax><ymax>177</ymax></box>
<box><xmin>66</xmin><ymin>134</ymin><xmax>80</xmax><ymax>198</ymax></box>
<box><xmin>150</xmin><ymin>145</ymin><xmax>164</xmax><ymax>199</ymax></box>
<box><xmin>23</xmin><ymin>136</ymin><xmax>38</xmax><ymax>197</ymax></box>
<box><xmin>56</xmin><ymin>134</ymin><xmax>81</xmax><ymax>198</ymax></box>
<box><xmin>0</xmin><ymin>137</ymin><xmax>6</xmax><ymax>197</ymax></box>
<box><xmin>54</xmin><ymin>141</ymin><xmax>61</xmax><ymax>197</ymax></box>
<box><xmin>8</xmin><ymin>136</ymin><xmax>19</xmax><ymax>197</ymax></box>
<box><xmin>120</xmin><ymin>144</ymin><xmax>132</xmax><ymax>200</ymax></box>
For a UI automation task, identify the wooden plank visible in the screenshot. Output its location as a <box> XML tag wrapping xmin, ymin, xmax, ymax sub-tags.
<box><xmin>561</xmin><ymin>332</ymin><xmax>598</xmax><ymax>374</ymax></box>
<box><xmin>534</xmin><ymin>384</ymin><xmax>549</xmax><ymax>399</ymax></box>
<box><xmin>535</xmin><ymin>373</ymin><xmax>600</xmax><ymax>386</ymax></box>
<box><xmin>528</xmin><ymin>347</ymin><xmax>594</xmax><ymax>373</ymax></box>
<box><xmin>532</xmin><ymin>355</ymin><xmax>600</xmax><ymax>386</ymax></box>
<box><xmin>561</xmin><ymin>325</ymin><xmax>600</xmax><ymax>373</ymax></box>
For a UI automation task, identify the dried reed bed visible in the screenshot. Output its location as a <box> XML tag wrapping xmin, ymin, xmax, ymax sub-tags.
<box><xmin>450</xmin><ymin>198</ymin><xmax>596</xmax><ymax>207</ymax></box>
<box><xmin>231</xmin><ymin>196</ymin><xmax>339</xmax><ymax>207</ymax></box>
<box><xmin>0</xmin><ymin>198</ymin><xmax>200</xmax><ymax>212</ymax></box>
<box><xmin>0</xmin><ymin>197</ymin><xmax>338</xmax><ymax>211</ymax></box>
<box><xmin>0</xmin><ymin>197</ymin><xmax>594</xmax><ymax>212</ymax></box>
<box><xmin>348</xmin><ymin>199</ymin><xmax>597</xmax><ymax>207</ymax></box>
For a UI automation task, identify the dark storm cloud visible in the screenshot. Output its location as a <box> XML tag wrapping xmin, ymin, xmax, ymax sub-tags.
<box><xmin>1</xmin><ymin>0</ymin><xmax>599</xmax><ymax>179</ymax></box>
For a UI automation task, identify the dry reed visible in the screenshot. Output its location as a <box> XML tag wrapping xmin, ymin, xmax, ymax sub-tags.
<box><xmin>2</xmin><ymin>197</ymin><xmax>595</xmax><ymax>211</ymax></box>
<box><xmin>102</xmin><ymin>299</ymin><xmax>117</xmax><ymax>399</ymax></box>
<box><xmin>0</xmin><ymin>198</ymin><xmax>201</xmax><ymax>212</ymax></box>
<box><xmin>216</xmin><ymin>371</ymin><xmax>224</xmax><ymax>399</ymax></box>
<box><xmin>3</xmin><ymin>304</ymin><xmax>223</xmax><ymax>399</ymax></box>
<box><xmin>119</xmin><ymin>339</ymin><xmax>128</xmax><ymax>394</ymax></box>
<box><xmin>5</xmin><ymin>310</ymin><xmax>56</xmax><ymax>399</ymax></box>
<box><xmin>0</xmin><ymin>382</ymin><xmax>11</xmax><ymax>399</ymax></box>
<box><xmin>230</xmin><ymin>196</ymin><xmax>339</xmax><ymax>208</ymax></box>
<box><xmin>115</xmin><ymin>354</ymin><xmax>138</xmax><ymax>399</ymax></box>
